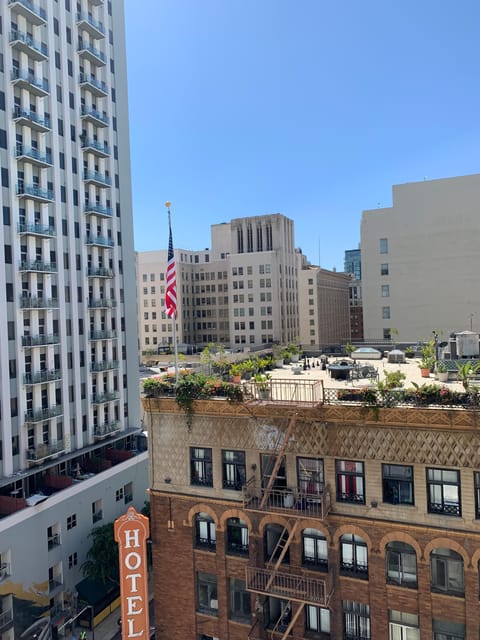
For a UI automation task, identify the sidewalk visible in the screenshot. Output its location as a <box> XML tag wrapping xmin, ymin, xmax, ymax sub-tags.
<box><xmin>91</xmin><ymin>598</ymin><xmax>155</xmax><ymax>640</ymax></box>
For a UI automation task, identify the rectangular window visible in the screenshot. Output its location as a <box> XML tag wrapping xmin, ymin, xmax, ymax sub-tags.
<box><xmin>228</xmin><ymin>578</ymin><xmax>251</xmax><ymax>622</ymax></box>
<box><xmin>381</xmin><ymin>263</ymin><xmax>389</xmax><ymax>275</ymax></box>
<box><xmin>474</xmin><ymin>471</ymin><xmax>480</xmax><ymax>518</ymax></box>
<box><xmin>92</xmin><ymin>499</ymin><xmax>103</xmax><ymax>523</ymax></box>
<box><xmin>389</xmin><ymin>610</ymin><xmax>419</xmax><ymax>640</ymax></box>
<box><xmin>68</xmin><ymin>552</ymin><xmax>78</xmax><ymax>569</ymax></box>
<box><xmin>336</xmin><ymin>460</ymin><xmax>365</xmax><ymax>504</ymax></box>
<box><xmin>382</xmin><ymin>464</ymin><xmax>414</xmax><ymax>505</ymax></box>
<box><xmin>382</xmin><ymin>306</ymin><xmax>391</xmax><ymax>319</ymax></box>
<box><xmin>67</xmin><ymin>514</ymin><xmax>77</xmax><ymax>530</ymax></box>
<box><xmin>432</xmin><ymin>619</ymin><xmax>465</xmax><ymax>640</ymax></box>
<box><xmin>386</xmin><ymin>541</ymin><xmax>417</xmax><ymax>588</ymax></box>
<box><xmin>381</xmin><ymin>285</ymin><xmax>390</xmax><ymax>297</ymax></box>
<box><xmin>306</xmin><ymin>605</ymin><xmax>330</xmax><ymax>634</ymax></box>
<box><xmin>343</xmin><ymin>600</ymin><xmax>370</xmax><ymax>639</ymax></box>
<box><xmin>297</xmin><ymin>457</ymin><xmax>324</xmax><ymax>496</ymax></box>
<box><xmin>197</xmin><ymin>572</ymin><xmax>218</xmax><ymax>615</ymax></box>
<box><xmin>124</xmin><ymin>482</ymin><xmax>133</xmax><ymax>504</ymax></box>
<box><xmin>222</xmin><ymin>450</ymin><xmax>246</xmax><ymax>490</ymax></box>
<box><xmin>380</xmin><ymin>238</ymin><xmax>388</xmax><ymax>254</ymax></box>
<box><xmin>427</xmin><ymin>468</ymin><xmax>461</xmax><ymax>516</ymax></box>
<box><xmin>190</xmin><ymin>448</ymin><xmax>213</xmax><ymax>487</ymax></box>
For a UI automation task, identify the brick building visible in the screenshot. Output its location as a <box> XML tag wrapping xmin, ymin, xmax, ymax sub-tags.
<box><xmin>144</xmin><ymin>381</ymin><xmax>480</xmax><ymax>640</ymax></box>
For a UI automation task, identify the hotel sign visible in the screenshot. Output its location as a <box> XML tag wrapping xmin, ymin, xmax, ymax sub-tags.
<box><xmin>114</xmin><ymin>507</ymin><xmax>150</xmax><ymax>639</ymax></box>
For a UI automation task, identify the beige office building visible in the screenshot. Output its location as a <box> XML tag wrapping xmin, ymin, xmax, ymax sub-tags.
<box><xmin>137</xmin><ymin>213</ymin><xmax>299</xmax><ymax>352</ymax></box>
<box><xmin>361</xmin><ymin>174</ymin><xmax>480</xmax><ymax>343</ymax></box>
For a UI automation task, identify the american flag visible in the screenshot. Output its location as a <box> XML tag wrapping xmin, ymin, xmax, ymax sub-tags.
<box><xmin>165</xmin><ymin>218</ymin><xmax>177</xmax><ymax>319</ymax></box>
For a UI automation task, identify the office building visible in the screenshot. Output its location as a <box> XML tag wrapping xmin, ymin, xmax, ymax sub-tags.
<box><xmin>137</xmin><ymin>213</ymin><xmax>299</xmax><ymax>352</ymax></box>
<box><xmin>344</xmin><ymin>248</ymin><xmax>363</xmax><ymax>342</ymax></box>
<box><xmin>0</xmin><ymin>1</ymin><xmax>147</xmax><ymax>636</ymax></box>
<box><xmin>361</xmin><ymin>174</ymin><xmax>480</xmax><ymax>342</ymax></box>
<box><xmin>144</xmin><ymin>377</ymin><xmax>480</xmax><ymax>640</ymax></box>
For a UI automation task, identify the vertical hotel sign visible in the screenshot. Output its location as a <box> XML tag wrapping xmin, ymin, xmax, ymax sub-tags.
<box><xmin>114</xmin><ymin>507</ymin><xmax>150</xmax><ymax>639</ymax></box>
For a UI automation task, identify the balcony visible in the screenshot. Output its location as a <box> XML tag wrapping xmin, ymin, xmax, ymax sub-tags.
<box><xmin>90</xmin><ymin>360</ymin><xmax>119</xmax><ymax>372</ymax></box>
<box><xmin>25</xmin><ymin>405</ymin><xmax>63</xmax><ymax>423</ymax></box>
<box><xmin>8</xmin><ymin>0</ymin><xmax>47</xmax><ymax>25</ymax></box>
<box><xmin>89</xmin><ymin>329</ymin><xmax>117</xmax><ymax>340</ymax></box>
<box><xmin>87</xmin><ymin>266</ymin><xmax>114</xmax><ymax>278</ymax></box>
<box><xmin>9</xmin><ymin>29</ymin><xmax>48</xmax><ymax>61</ymax></box>
<box><xmin>76</xmin><ymin>12</ymin><xmax>105</xmax><ymax>38</ymax></box>
<box><xmin>0</xmin><ymin>606</ymin><xmax>13</xmax><ymax>631</ymax></box>
<box><xmin>11</xmin><ymin>68</ymin><xmax>49</xmax><ymax>96</ymax></box>
<box><xmin>23</xmin><ymin>369</ymin><xmax>61</xmax><ymax>385</ymax></box>
<box><xmin>27</xmin><ymin>440</ymin><xmax>65</xmax><ymax>465</ymax></box>
<box><xmin>91</xmin><ymin>391</ymin><xmax>120</xmax><ymax>404</ymax></box>
<box><xmin>15</xmin><ymin>145</ymin><xmax>52</xmax><ymax>168</ymax></box>
<box><xmin>12</xmin><ymin>106</ymin><xmax>51</xmax><ymax>131</ymax></box>
<box><xmin>243</xmin><ymin>483</ymin><xmax>331</xmax><ymax>520</ymax></box>
<box><xmin>85</xmin><ymin>234</ymin><xmax>114</xmax><ymax>247</ymax></box>
<box><xmin>47</xmin><ymin>534</ymin><xmax>61</xmax><ymax>550</ymax></box>
<box><xmin>22</xmin><ymin>333</ymin><xmax>60</xmax><ymax>347</ymax></box>
<box><xmin>81</xmin><ymin>138</ymin><xmax>110</xmax><ymax>157</ymax></box>
<box><xmin>79</xmin><ymin>73</ymin><xmax>108</xmax><ymax>97</ymax></box>
<box><xmin>16</xmin><ymin>183</ymin><xmax>54</xmax><ymax>202</ymax></box>
<box><xmin>245</xmin><ymin>566</ymin><xmax>330</xmax><ymax>607</ymax></box>
<box><xmin>80</xmin><ymin>105</ymin><xmax>109</xmax><ymax>127</ymax></box>
<box><xmin>87</xmin><ymin>298</ymin><xmax>116</xmax><ymax>309</ymax></box>
<box><xmin>19</xmin><ymin>295</ymin><xmax>58</xmax><ymax>309</ymax></box>
<box><xmin>0</xmin><ymin>564</ymin><xmax>11</xmax><ymax>583</ymax></box>
<box><xmin>83</xmin><ymin>202</ymin><xmax>112</xmax><ymax>218</ymax></box>
<box><xmin>83</xmin><ymin>169</ymin><xmax>111</xmax><ymax>187</ymax></box>
<box><xmin>48</xmin><ymin>576</ymin><xmax>64</xmax><ymax>595</ymax></box>
<box><xmin>78</xmin><ymin>41</ymin><xmax>106</xmax><ymax>65</ymax></box>
<box><xmin>17</xmin><ymin>222</ymin><xmax>56</xmax><ymax>237</ymax></box>
<box><xmin>19</xmin><ymin>259</ymin><xmax>57</xmax><ymax>273</ymax></box>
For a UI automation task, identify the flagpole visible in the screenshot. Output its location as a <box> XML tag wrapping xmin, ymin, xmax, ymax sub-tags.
<box><xmin>165</xmin><ymin>201</ymin><xmax>179</xmax><ymax>384</ymax></box>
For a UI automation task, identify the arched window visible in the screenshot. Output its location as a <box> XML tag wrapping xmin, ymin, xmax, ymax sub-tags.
<box><xmin>302</xmin><ymin>528</ymin><xmax>328</xmax><ymax>571</ymax></box>
<box><xmin>386</xmin><ymin>541</ymin><xmax>417</xmax><ymax>588</ymax></box>
<box><xmin>195</xmin><ymin>512</ymin><xmax>216</xmax><ymax>551</ymax></box>
<box><xmin>340</xmin><ymin>534</ymin><xmax>368</xmax><ymax>579</ymax></box>
<box><xmin>430</xmin><ymin>547</ymin><xmax>464</xmax><ymax>596</ymax></box>
<box><xmin>226</xmin><ymin>517</ymin><xmax>249</xmax><ymax>555</ymax></box>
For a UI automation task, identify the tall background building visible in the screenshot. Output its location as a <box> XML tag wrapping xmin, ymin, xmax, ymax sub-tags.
<box><xmin>361</xmin><ymin>174</ymin><xmax>480</xmax><ymax>343</ymax></box>
<box><xmin>344</xmin><ymin>247</ymin><xmax>363</xmax><ymax>342</ymax></box>
<box><xmin>0</xmin><ymin>1</ymin><xmax>147</xmax><ymax>636</ymax></box>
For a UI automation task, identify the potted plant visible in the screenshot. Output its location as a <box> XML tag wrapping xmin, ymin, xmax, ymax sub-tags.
<box><xmin>419</xmin><ymin>340</ymin><xmax>435</xmax><ymax>378</ymax></box>
<box><xmin>253</xmin><ymin>372</ymin><xmax>271</xmax><ymax>399</ymax></box>
<box><xmin>272</xmin><ymin>346</ymin><xmax>285</xmax><ymax>368</ymax></box>
<box><xmin>229</xmin><ymin>363</ymin><xmax>243</xmax><ymax>383</ymax></box>
<box><xmin>405</xmin><ymin>346</ymin><xmax>415</xmax><ymax>358</ymax></box>
<box><xmin>286</xmin><ymin>342</ymin><xmax>302</xmax><ymax>363</ymax></box>
<box><xmin>436</xmin><ymin>361</ymin><xmax>449</xmax><ymax>382</ymax></box>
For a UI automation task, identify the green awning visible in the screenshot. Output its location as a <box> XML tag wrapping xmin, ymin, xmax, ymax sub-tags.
<box><xmin>75</xmin><ymin>577</ymin><xmax>119</xmax><ymax>607</ymax></box>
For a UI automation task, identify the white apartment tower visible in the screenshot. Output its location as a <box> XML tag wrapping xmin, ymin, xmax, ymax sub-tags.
<box><xmin>0</xmin><ymin>1</ymin><xmax>146</xmax><ymax>637</ymax></box>
<box><xmin>137</xmin><ymin>213</ymin><xmax>299</xmax><ymax>352</ymax></box>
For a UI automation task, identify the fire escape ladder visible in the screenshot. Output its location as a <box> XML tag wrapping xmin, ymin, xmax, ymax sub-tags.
<box><xmin>269</xmin><ymin>601</ymin><xmax>305</xmax><ymax>640</ymax></box>
<box><xmin>267</xmin><ymin>520</ymin><xmax>299</xmax><ymax>572</ymax></box>
<box><xmin>258</xmin><ymin>414</ymin><xmax>297</xmax><ymax>510</ymax></box>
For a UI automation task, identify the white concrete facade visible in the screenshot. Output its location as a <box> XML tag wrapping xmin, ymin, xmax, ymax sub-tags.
<box><xmin>361</xmin><ymin>174</ymin><xmax>480</xmax><ymax>343</ymax></box>
<box><xmin>0</xmin><ymin>1</ymin><xmax>146</xmax><ymax>636</ymax></box>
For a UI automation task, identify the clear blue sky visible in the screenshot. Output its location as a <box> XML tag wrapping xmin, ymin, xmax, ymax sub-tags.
<box><xmin>125</xmin><ymin>0</ymin><xmax>480</xmax><ymax>270</ymax></box>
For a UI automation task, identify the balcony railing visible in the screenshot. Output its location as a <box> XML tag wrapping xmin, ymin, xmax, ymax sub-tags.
<box><xmin>16</xmin><ymin>183</ymin><xmax>54</xmax><ymax>201</ymax></box>
<box><xmin>18</xmin><ymin>222</ymin><xmax>55</xmax><ymax>236</ymax></box>
<box><xmin>8</xmin><ymin>0</ymin><xmax>47</xmax><ymax>23</ymax></box>
<box><xmin>244</xmin><ymin>378</ymin><xmax>323</xmax><ymax>406</ymax></box>
<box><xmin>87</xmin><ymin>267</ymin><xmax>114</xmax><ymax>278</ymax></box>
<box><xmin>0</xmin><ymin>607</ymin><xmax>13</xmax><ymax>630</ymax></box>
<box><xmin>85</xmin><ymin>234</ymin><xmax>114</xmax><ymax>247</ymax></box>
<box><xmin>27</xmin><ymin>440</ymin><xmax>65</xmax><ymax>464</ymax></box>
<box><xmin>245</xmin><ymin>566</ymin><xmax>330</xmax><ymax>606</ymax></box>
<box><xmin>11</xmin><ymin>68</ymin><xmax>49</xmax><ymax>94</ymax></box>
<box><xmin>89</xmin><ymin>329</ymin><xmax>117</xmax><ymax>340</ymax></box>
<box><xmin>90</xmin><ymin>360</ymin><xmax>119</xmax><ymax>372</ymax></box>
<box><xmin>80</xmin><ymin>105</ymin><xmax>109</xmax><ymax>125</ymax></box>
<box><xmin>48</xmin><ymin>577</ymin><xmax>63</xmax><ymax>594</ymax></box>
<box><xmin>22</xmin><ymin>333</ymin><xmax>60</xmax><ymax>347</ymax></box>
<box><xmin>91</xmin><ymin>391</ymin><xmax>120</xmax><ymax>404</ymax></box>
<box><xmin>19</xmin><ymin>260</ymin><xmax>57</xmax><ymax>273</ymax></box>
<box><xmin>81</xmin><ymin>138</ymin><xmax>110</xmax><ymax>156</ymax></box>
<box><xmin>83</xmin><ymin>170</ymin><xmax>111</xmax><ymax>186</ymax></box>
<box><xmin>83</xmin><ymin>203</ymin><xmax>112</xmax><ymax>217</ymax></box>
<box><xmin>25</xmin><ymin>405</ymin><xmax>63</xmax><ymax>423</ymax></box>
<box><xmin>93</xmin><ymin>422</ymin><xmax>121</xmax><ymax>438</ymax></box>
<box><xmin>12</xmin><ymin>106</ymin><xmax>51</xmax><ymax>130</ymax></box>
<box><xmin>76</xmin><ymin>12</ymin><xmax>105</xmax><ymax>35</ymax></box>
<box><xmin>16</xmin><ymin>145</ymin><xmax>52</xmax><ymax>166</ymax></box>
<box><xmin>87</xmin><ymin>298</ymin><xmax>117</xmax><ymax>309</ymax></box>
<box><xmin>9</xmin><ymin>29</ymin><xmax>48</xmax><ymax>59</ymax></box>
<box><xmin>78</xmin><ymin>41</ymin><xmax>106</xmax><ymax>63</ymax></box>
<box><xmin>47</xmin><ymin>534</ymin><xmax>61</xmax><ymax>550</ymax></box>
<box><xmin>19</xmin><ymin>296</ymin><xmax>58</xmax><ymax>309</ymax></box>
<box><xmin>78</xmin><ymin>73</ymin><xmax>108</xmax><ymax>95</ymax></box>
<box><xmin>92</xmin><ymin>510</ymin><xmax>103</xmax><ymax>523</ymax></box>
<box><xmin>243</xmin><ymin>483</ymin><xmax>331</xmax><ymax>520</ymax></box>
<box><xmin>23</xmin><ymin>369</ymin><xmax>61</xmax><ymax>384</ymax></box>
